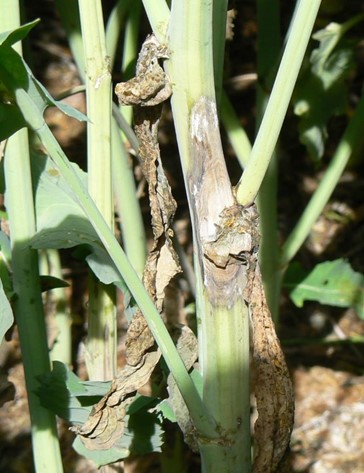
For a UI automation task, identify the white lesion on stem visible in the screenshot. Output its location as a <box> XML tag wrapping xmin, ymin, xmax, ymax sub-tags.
<box><xmin>189</xmin><ymin>96</ymin><xmax>235</xmax><ymax>244</ymax></box>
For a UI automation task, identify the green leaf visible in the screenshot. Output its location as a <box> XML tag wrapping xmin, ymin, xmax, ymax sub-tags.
<box><xmin>293</xmin><ymin>20</ymin><xmax>357</xmax><ymax>160</ymax></box>
<box><xmin>284</xmin><ymin>259</ymin><xmax>364</xmax><ymax>318</ymax></box>
<box><xmin>0</xmin><ymin>20</ymin><xmax>40</xmax><ymax>47</ymax></box>
<box><xmin>126</xmin><ymin>409</ymin><xmax>163</xmax><ymax>455</ymax></box>
<box><xmin>0</xmin><ymin>102</ymin><xmax>26</xmax><ymax>141</ymax></box>
<box><xmin>39</xmin><ymin>275</ymin><xmax>69</xmax><ymax>292</ymax></box>
<box><xmin>30</xmin><ymin>152</ymin><xmax>98</xmax><ymax>245</ymax></box>
<box><xmin>72</xmin><ymin>437</ymin><xmax>130</xmax><ymax>468</ymax></box>
<box><xmin>0</xmin><ymin>279</ymin><xmax>13</xmax><ymax>343</ymax></box>
<box><xmin>37</xmin><ymin>361</ymin><xmax>111</xmax><ymax>424</ymax></box>
<box><xmin>127</xmin><ymin>394</ymin><xmax>158</xmax><ymax>415</ymax></box>
<box><xmin>30</xmin><ymin>153</ymin><xmax>128</xmax><ymax>294</ymax></box>
<box><xmin>39</xmin><ymin>362</ymin><xmax>164</xmax><ymax>466</ymax></box>
<box><xmin>0</xmin><ymin>33</ymin><xmax>87</xmax><ymax>140</ymax></box>
<box><xmin>157</xmin><ymin>399</ymin><xmax>177</xmax><ymax>422</ymax></box>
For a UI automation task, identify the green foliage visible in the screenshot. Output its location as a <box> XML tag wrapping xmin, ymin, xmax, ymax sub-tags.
<box><xmin>37</xmin><ymin>361</ymin><xmax>110</xmax><ymax>423</ymax></box>
<box><xmin>0</xmin><ymin>18</ymin><xmax>39</xmax><ymax>45</ymax></box>
<box><xmin>0</xmin><ymin>20</ymin><xmax>40</xmax><ymax>139</ymax></box>
<box><xmin>30</xmin><ymin>152</ymin><xmax>98</xmax><ymax>247</ymax></box>
<box><xmin>284</xmin><ymin>258</ymin><xmax>364</xmax><ymax>318</ymax></box>
<box><xmin>157</xmin><ymin>398</ymin><xmax>177</xmax><ymax>423</ymax></box>
<box><xmin>293</xmin><ymin>17</ymin><xmax>363</xmax><ymax>160</ymax></box>
<box><xmin>29</xmin><ymin>152</ymin><xmax>129</xmax><ymax>294</ymax></box>
<box><xmin>38</xmin><ymin>361</ymin><xmax>164</xmax><ymax>467</ymax></box>
<box><xmin>39</xmin><ymin>275</ymin><xmax>69</xmax><ymax>292</ymax></box>
<box><xmin>72</xmin><ymin>404</ymin><xmax>163</xmax><ymax>468</ymax></box>
<box><xmin>0</xmin><ymin>21</ymin><xmax>87</xmax><ymax>141</ymax></box>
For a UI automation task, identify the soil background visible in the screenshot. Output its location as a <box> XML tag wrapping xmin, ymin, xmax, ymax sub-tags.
<box><xmin>1</xmin><ymin>1</ymin><xmax>364</xmax><ymax>472</ymax></box>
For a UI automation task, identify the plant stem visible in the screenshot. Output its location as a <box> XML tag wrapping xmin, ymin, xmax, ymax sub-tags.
<box><xmin>1</xmin><ymin>3</ymin><xmax>63</xmax><ymax>471</ymax></box>
<box><xmin>5</xmin><ymin>136</ymin><xmax>64</xmax><ymax>473</ymax></box>
<box><xmin>57</xmin><ymin>1</ymin><xmax>147</xmax><ymax>277</ymax></box>
<box><xmin>112</xmin><ymin>120</ymin><xmax>146</xmax><ymax>278</ymax></box>
<box><xmin>55</xmin><ymin>0</ymin><xmax>85</xmax><ymax>81</ymax></box>
<box><xmin>27</xmin><ymin>110</ymin><xmax>218</xmax><ymax>440</ymax></box>
<box><xmin>235</xmin><ymin>0</ymin><xmax>321</xmax><ymax>206</ymax></box>
<box><xmin>255</xmin><ymin>0</ymin><xmax>281</xmax><ymax>321</ymax></box>
<box><xmin>112</xmin><ymin>1</ymin><xmax>147</xmax><ymax>278</ymax></box>
<box><xmin>142</xmin><ymin>0</ymin><xmax>170</xmax><ymax>42</ymax></box>
<box><xmin>78</xmin><ymin>0</ymin><xmax>117</xmax><ymax>381</ymax></box>
<box><xmin>105</xmin><ymin>0</ymin><xmax>132</xmax><ymax>68</ymax></box>
<box><xmin>281</xmin><ymin>90</ymin><xmax>364</xmax><ymax>267</ymax></box>
<box><xmin>212</xmin><ymin>0</ymin><xmax>228</xmax><ymax>105</ymax></box>
<box><xmin>168</xmin><ymin>1</ymin><xmax>251</xmax><ymax>471</ymax></box>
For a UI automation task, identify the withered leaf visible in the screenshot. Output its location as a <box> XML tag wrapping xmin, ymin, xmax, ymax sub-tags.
<box><xmin>74</xmin><ymin>35</ymin><xmax>182</xmax><ymax>454</ymax></box>
<box><xmin>166</xmin><ymin>325</ymin><xmax>199</xmax><ymax>451</ymax></box>
<box><xmin>125</xmin><ymin>310</ymin><xmax>155</xmax><ymax>367</ymax></box>
<box><xmin>72</xmin><ymin>351</ymin><xmax>160</xmax><ymax>450</ymax></box>
<box><xmin>242</xmin><ymin>206</ymin><xmax>294</xmax><ymax>473</ymax></box>
<box><xmin>119</xmin><ymin>34</ymin><xmax>180</xmax><ymax>369</ymax></box>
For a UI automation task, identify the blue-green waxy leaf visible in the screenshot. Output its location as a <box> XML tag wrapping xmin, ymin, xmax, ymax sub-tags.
<box><xmin>29</xmin><ymin>153</ymin><xmax>128</xmax><ymax>294</ymax></box>
<box><xmin>37</xmin><ymin>361</ymin><xmax>111</xmax><ymax>424</ymax></box>
<box><xmin>0</xmin><ymin>279</ymin><xmax>13</xmax><ymax>343</ymax></box>
<box><xmin>284</xmin><ymin>259</ymin><xmax>364</xmax><ymax>318</ymax></box>
<box><xmin>72</xmin><ymin>437</ymin><xmax>130</xmax><ymax>468</ymax></box>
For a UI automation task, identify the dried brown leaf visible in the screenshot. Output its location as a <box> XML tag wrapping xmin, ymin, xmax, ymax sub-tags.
<box><xmin>72</xmin><ymin>351</ymin><xmax>160</xmax><ymax>450</ymax></box>
<box><xmin>167</xmin><ymin>325</ymin><xmax>199</xmax><ymax>450</ymax></box>
<box><xmin>73</xmin><ymin>35</ymin><xmax>183</xmax><ymax>453</ymax></box>
<box><xmin>241</xmin><ymin>206</ymin><xmax>294</xmax><ymax>473</ymax></box>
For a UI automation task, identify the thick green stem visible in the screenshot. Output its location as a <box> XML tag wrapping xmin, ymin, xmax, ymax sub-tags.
<box><xmin>58</xmin><ymin>0</ymin><xmax>147</xmax><ymax>278</ymax></box>
<box><xmin>78</xmin><ymin>0</ymin><xmax>116</xmax><ymax>381</ymax></box>
<box><xmin>168</xmin><ymin>1</ymin><xmax>251</xmax><ymax>471</ymax></box>
<box><xmin>5</xmin><ymin>135</ymin><xmax>64</xmax><ymax>473</ymax></box>
<box><xmin>142</xmin><ymin>0</ymin><xmax>170</xmax><ymax>41</ymax></box>
<box><xmin>197</xmin><ymin>278</ymin><xmax>251</xmax><ymax>472</ymax></box>
<box><xmin>1</xmin><ymin>3</ymin><xmax>63</xmax><ymax>472</ymax></box>
<box><xmin>212</xmin><ymin>0</ymin><xmax>228</xmax><ymax>105</ymax></box>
